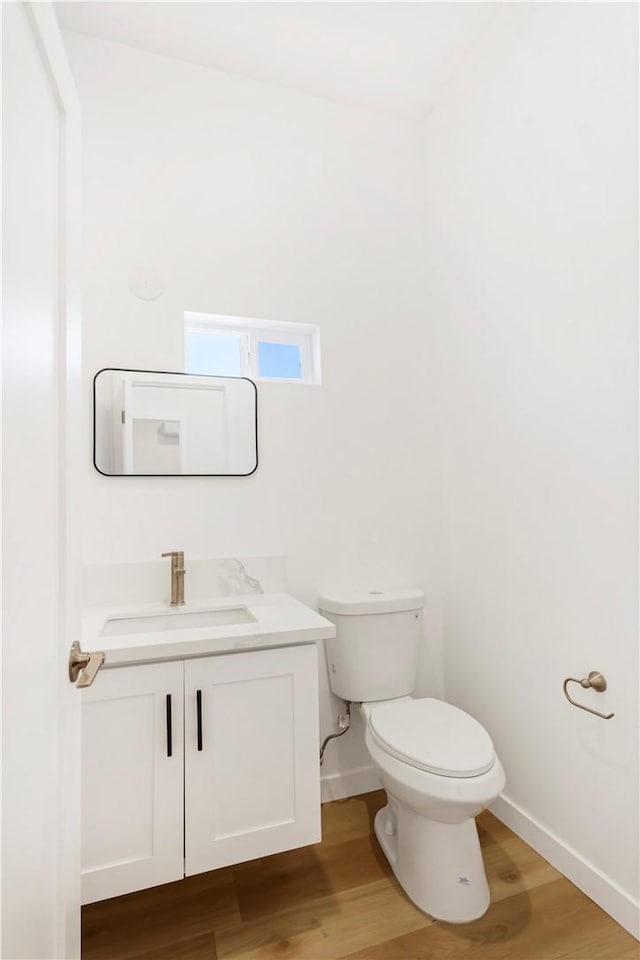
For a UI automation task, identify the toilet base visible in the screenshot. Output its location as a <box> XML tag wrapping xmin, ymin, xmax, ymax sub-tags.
<box><xmin>374</xmin><ymin>803</ymin><xmax>491</xmax><ymax>923</ymax></box>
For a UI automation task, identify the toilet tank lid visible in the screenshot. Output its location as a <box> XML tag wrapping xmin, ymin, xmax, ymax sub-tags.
<box><xmin>318</xmin><ymin>588</ymin><xmax>425</xmax><ymax>616</ymax></box>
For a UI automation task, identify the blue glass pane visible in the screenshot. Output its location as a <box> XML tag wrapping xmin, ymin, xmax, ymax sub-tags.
<box><xmin>186</xmin><ymin>332</ymin><xmax>242</xmax><ymax>377</ymax></box>
<box><xmin>258</xmin><ymin>341</ymin><xmax>301</xmax><ymax>380</ymax></box>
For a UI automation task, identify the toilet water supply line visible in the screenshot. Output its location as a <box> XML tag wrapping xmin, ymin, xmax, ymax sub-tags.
<box><xmin>319</xmin><ymin>700</ymin><xmax>352</xmax><ymax>765</ymax></box>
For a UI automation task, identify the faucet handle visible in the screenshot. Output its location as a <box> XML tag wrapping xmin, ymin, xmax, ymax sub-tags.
<box><xmin>162</xmin><ymin>551</ymin><xmax>186</xmax><ymax>606</ymax></box>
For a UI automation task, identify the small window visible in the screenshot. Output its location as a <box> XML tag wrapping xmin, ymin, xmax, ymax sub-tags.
<box><xmin>257</xmin><ymin>341</ymin><xmax>301</xmax><ymax>380</ymax></box>
<box><xmin>184</xmin><ymin>312</ymin><xmax>321</xmax><ymax>385</ymax></box>
<box><xmin>187</xmin><ymin>331</ymin><xmax>244</xmax><ymax>378</ymax></box>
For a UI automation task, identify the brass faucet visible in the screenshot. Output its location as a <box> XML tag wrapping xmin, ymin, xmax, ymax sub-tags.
<box><xmin>161</xmin><ymin>551</ymin><xmax>186</xmax><ymax>606</ymax></box>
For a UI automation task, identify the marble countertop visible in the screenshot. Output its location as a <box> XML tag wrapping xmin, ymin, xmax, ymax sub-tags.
<box><xmin>83</xmin><ymin>592</ymin><xmax>336</xmax><ymax>667</ymax></box>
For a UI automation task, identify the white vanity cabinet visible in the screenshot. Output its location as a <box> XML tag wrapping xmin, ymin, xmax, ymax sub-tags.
<box><xmin>81</xmin><ymin>660</ymin><xmax>185</xmax><ymax>904</ymax></box>
<box><xmin>81</xmin><ymin>643</ymin><xmax>320</xmax><ymax>904</ymax></box>
<box><xmin>184</xmin><ymin>644</ymin><xmax>321</xmax><ymax>875</ymax></box>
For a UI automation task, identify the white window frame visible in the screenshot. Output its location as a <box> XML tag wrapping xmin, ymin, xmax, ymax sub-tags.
<box><xmin>184</xmin><ymin>312</ymin><xmax>321</xmax><ymax>385</ymax></box>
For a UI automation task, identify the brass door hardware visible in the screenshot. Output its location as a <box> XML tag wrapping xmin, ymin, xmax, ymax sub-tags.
<box><xmin>69</xmin><ymin>641</ymin><xmax>106</xmax><ymax>688</ymax></box>
<box><xmin>563</xmin><ymin>671</ymin><xmax>614</xmax><ymax>720</ymax></box>
<box><xmin>161</xmin><ymin>551</ymin><xmax>186</xmax><ymax>606</ymax></box>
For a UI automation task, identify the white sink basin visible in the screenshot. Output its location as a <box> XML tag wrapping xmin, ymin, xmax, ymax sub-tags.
<box><xmin>83</xmin><ymin>593</ymin><xmax>337</xmax><ymax>666</ymax></box>
<box><xmin>100</xmin><ymin>606</ymin><xmax>257</xmax><ymax>637</ymax></box>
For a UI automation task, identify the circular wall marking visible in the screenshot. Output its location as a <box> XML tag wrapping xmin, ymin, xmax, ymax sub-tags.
<box><xmin>128</xmin><ymin>267</ymin><xmax>165</xmax><ymax>301</ymax></box>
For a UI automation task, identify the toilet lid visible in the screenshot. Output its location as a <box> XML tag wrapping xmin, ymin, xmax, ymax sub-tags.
<box><xmin>368</xmin><ymin>698</ymin><xmax>495</xmax><ymax>778</ymax></box>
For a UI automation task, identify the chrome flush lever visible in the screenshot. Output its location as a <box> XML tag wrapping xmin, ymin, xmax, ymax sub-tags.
<box><xmin>68</xmin><ymin>641</ymin><xmax>106</xmax><ymax>688</ymax></box>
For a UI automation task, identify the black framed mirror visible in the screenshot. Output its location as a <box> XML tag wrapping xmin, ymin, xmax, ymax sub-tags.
<box><xmin>93</xmin><ymin>368</ymin><xmax>258</xmax><ymax>476</ymax></box>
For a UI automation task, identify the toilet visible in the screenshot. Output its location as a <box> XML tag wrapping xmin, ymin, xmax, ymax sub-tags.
<box><xmin>318</xmin><ymin>588</ymin><xmax>505</xmax><ymax>924</ymax></box>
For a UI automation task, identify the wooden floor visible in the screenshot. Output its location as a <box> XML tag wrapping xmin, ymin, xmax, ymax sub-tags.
<box><xmin>82</xmin><ymin>791</ymin><xmax>639</xmax><ymax>960</ymax></box>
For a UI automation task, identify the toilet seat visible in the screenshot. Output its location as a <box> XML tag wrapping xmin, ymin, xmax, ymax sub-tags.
<box><xmin>368</xmin><ymin>697</ymin><xmax>495</xmax><ymax>778</ymax></box>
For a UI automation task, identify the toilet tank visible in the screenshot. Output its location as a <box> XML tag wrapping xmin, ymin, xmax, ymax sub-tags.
<box><xmin>318</xmin><ymin>588</ymin><xmax>425</xmax><ymax>702</ymax></box>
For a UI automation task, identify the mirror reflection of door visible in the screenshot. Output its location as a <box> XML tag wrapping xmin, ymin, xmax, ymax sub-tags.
<box><xmin>131</xmin><ymin>419</ymin><xmax>182</xmax><ymax>474</ymax></box>
<box><xmin>94</xmin><ymin>369</ymin><xmax>257</xmax><ymax>476</ymax></box>
<box><xmin>123</xmin><ymin>377</ymin><xmax>229</xmax><ymax>474</ymax></box>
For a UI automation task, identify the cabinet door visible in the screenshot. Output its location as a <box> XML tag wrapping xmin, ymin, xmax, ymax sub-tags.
<box><xmin>184</xmin><ymin>645</ymin><xmax>320</xmax><ymax>875</ymax></box>
<box><xmin>81</xmin><ymin>661</ymin><xmax>184</xmax><ymax>904</ymax></box>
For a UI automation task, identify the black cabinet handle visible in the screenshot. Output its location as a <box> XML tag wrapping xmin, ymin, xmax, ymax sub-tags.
<box><xmin>166</xmin><ymin>694</ymin><xmax>173</xmax><ymax>757</ymax></box>
<box><xmin>196</xmin><ymin>689</ymin><xmax>203</xmax><ymax>751</ymax></box>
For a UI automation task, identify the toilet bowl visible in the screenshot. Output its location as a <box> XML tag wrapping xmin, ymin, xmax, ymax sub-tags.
<box><xmin>319</xmin><ymin>588</ymin><xmax>506</xmax><ymax>924</ymax></box>
<box><xmin>362</xmin><ymin>697</ymin><xmax>505</xmax><ymax>922</ymax></box>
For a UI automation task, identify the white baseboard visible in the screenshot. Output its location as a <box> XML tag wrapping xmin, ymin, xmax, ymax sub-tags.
<box><xmin>321</xmin><ymin>764</ymin><xmax>381</xmax><ymax>803</ymax></box>
<box><xmin>491</xmin><ymin>794</ymin><xmax>640</xmax><ymax>940</ymax></box>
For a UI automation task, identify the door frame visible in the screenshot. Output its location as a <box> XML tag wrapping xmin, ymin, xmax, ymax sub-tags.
<box><xmin>32</xmin><ymin>6</ymin><xmax>84</xmax><ymax>954</ymax></box>
<box><xmin>2</xmin><ymin>3</ymin><xmax>83</xmax><ymax>956</ymax></box>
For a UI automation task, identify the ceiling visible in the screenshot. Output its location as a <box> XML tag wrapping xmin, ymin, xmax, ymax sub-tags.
<box><xmin>54</xmin><ymin>2</ymin><xmax>498</xmax><ymax>121</ymax></box>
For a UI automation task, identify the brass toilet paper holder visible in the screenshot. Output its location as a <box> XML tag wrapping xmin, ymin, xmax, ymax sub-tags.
<box><xmin>563</xmin><ymin>671</ymin><xmax>614</xmax><ymax>720</ymax></box>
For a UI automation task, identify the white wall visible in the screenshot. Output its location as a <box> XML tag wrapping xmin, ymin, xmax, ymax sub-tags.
<box><xmin>64</xmin><ymin>10</ymin><xmax>639</xmax><ymax>932</ymax></box>
<box><xmin>420</xmin><ymin>3</ymin><xmax>638</xmax><ymax>933</ymax></box>
<box><xmin>62</xmin><ymin>31</ymin><xmax>442</xmax><ymax>792</ymax></box>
